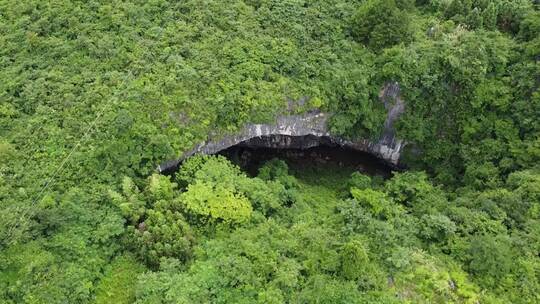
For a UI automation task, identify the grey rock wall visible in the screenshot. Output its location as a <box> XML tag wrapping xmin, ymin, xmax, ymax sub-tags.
<box><xmin>158</xmin><ymin>82</ymin><xmax>406</xmax><ymax>173</ymax></box>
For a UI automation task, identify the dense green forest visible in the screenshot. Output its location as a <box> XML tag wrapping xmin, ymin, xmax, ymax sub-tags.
<box><xmin>1</xmin><ymin>0</ymin><xmax>539</xmax><ymax>303</ymax></box>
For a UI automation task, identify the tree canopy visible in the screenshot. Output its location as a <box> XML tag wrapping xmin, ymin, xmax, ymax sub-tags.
<box><xmin>0</xmin><ymin>0</ymin><xmax>539</xmax><ymax>303</ymax></box>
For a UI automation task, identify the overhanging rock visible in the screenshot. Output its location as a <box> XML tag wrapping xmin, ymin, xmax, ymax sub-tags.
<box><xmin>158</xmin><ymin>82</ymin><xmax>406</xmax><ymax>173</ymax></box>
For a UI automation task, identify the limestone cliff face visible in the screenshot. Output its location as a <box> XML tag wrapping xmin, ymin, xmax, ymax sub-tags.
<box><xmin>158</xmin><ymin>82</ymin><xmax>405</xmax><ymax>173</ymax></box>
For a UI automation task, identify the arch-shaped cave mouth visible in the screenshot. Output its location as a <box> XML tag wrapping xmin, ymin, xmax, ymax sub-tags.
<box><xmin>217</xmin><ymin>134</ymin><xmax>393</xmax><ymax>178</ymax></box>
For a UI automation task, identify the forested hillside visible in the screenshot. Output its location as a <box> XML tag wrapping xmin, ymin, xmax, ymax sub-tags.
<box><xmin>0</xmin><ymin>0</ymin><xmax>539</xmax><ymax>303</ymax></box>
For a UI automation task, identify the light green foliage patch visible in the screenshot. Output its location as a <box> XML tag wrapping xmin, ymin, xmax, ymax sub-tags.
<box><xmin>93</xmin><ymin>255</ymin><xmax>145</xmax><ymax>304</ymax></box>
<box><xmin>181</xmin><ymin>181</ymin><xmax>253</xmax><ymax>224</ymax></box>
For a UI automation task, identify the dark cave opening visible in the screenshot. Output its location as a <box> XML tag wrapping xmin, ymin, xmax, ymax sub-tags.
<box><xmin>217</xmin><ymin>135</ymin><xmax>394</xmax><ymax>178</ymax></box>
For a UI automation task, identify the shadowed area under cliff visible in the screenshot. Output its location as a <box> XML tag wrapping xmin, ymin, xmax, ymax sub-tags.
<box><xmin>217</xmin><ymin>135</ymin><xmax>393</xmax><ymax>178</ymax></box>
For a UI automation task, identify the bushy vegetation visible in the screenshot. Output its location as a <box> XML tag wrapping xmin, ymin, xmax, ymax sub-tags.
<box><xmin>0</xmin><ymin>0</ymin><xmax>538</xmax><ymax>303</ymax></box>
<box><xmin>114</xmin><ymin>159</ymin><xmax>540</xmax><ymax>303</ymax></box>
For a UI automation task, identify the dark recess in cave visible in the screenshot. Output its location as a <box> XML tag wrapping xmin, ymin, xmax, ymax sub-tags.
<box><xmin>217</xmin><ymin>135</ymin><xmax>394</xmax><ymax>178</ymax></box>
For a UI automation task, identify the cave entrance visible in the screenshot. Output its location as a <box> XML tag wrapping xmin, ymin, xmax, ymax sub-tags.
<box><xmin>217</xmin><ymin>135</ymin><xmax>393</xmax><ymax>178</ymax></box>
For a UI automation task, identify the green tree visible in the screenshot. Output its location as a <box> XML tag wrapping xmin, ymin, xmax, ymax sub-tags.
<box><xmin>352</xmin><ymin>0</ymin><xmax>412</xmax><ymax>50</ymax></box>
<box><xmin>467</xmin><ymin>234</ymin><xmax>515</xmax><ymax>289</ymax></box>
<box><xmin>109</xmin><ymin>177</ymin><xmax>147</xmax><ymax>225</ymax></box>
<box><xmin>134</xmin><ymin>207</ymin><xmax>195</xmax><ymax>266</ymax></box>
<box><xmin>340</xmin><ymin>239</ymin><xmax>386</xmax><ymax>290</ymax></box>
<box><xmin>110</xmin><ymin>174</ymin><xmax>195</xmax><ymax>266</ymax></box>
<box><xmin>181</xmin><ymin>181</ymin><xmax>253</xmax><ymax>224</ymax></box>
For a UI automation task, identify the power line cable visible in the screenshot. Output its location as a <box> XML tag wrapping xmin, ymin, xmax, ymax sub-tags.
<box><xmin>3</xmin><ymin>102</ymin><xmax>112</xmax><ymax>245</ymax></box>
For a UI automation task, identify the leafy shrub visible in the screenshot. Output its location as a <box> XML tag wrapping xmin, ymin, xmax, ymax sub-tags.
<box><xmin>340</xmin><ymin>239</ymin><xmax>386</xmax><ymax>290</ymax></box>
<box><xmin>94</xmin><ymin>255</ymin><xmax>145</xmax><ymax>304</ymax></box>
<box><xmin>347</xmin><ymin>172</ymin><xmax>372</xmax><ymax>191</ymax></box>
<box><xmin>258</xmin><ymin>158</ymin><xmax>298</xmax><ymax>189</ymax></box>
<box><xmin>419</xmin><ymin>213</ymin><xmax>457</xmax><ymax>243</ymax></box>
<box><xmin>384</xmin><ymin>171</ymin><xmax>447</xmax><ymax>214</ymax></box>
<box><xmin>350</xmin><ymin>188</ymin><xmax>402</xmax><ymax>219</ymax></box>
<box><xmin>467</xmin><ymin>234</ymin><xmax>515</xmax><ymax>289</ymax></box>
